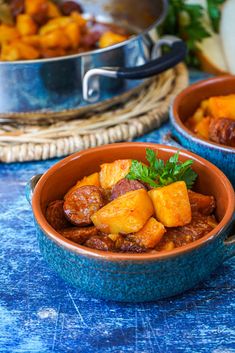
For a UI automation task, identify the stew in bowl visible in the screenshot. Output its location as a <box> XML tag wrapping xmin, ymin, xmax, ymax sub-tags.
<box><xmin>27</xmin><ymin>143</ymin><xmax>235</xmax><ymax>302</ymax></box>
<box><xmin>45</xmin><ymin>149</ymin><xmax>219</xmax><ymax>253</ymax></box>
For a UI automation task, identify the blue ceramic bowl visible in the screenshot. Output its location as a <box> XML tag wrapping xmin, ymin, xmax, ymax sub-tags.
<box><xmin>170</xmin><ymin>76</ymin><xmax>235</xmax><ymax>187</ymax></box>
<box><xmin>27</xmin><ymin>143</ymin><xmax>235</xmax><ymax>302</ymax></box>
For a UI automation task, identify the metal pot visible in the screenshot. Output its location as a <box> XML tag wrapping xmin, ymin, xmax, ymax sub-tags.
<box><xmin>0</xmin><ymin>0</ymin><xmax>186</xmax><ymax>114</ymax></box>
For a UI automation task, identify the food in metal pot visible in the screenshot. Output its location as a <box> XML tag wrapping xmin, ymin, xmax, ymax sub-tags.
<box><xmin>186</xmin><ymin>94</ymin><xmax>235</xmax><ymax>147</ymax></box>
<box><xmin>0</xmin><ymin>0</ymin><xmax>129</xmax><ymax>60</ymax></box>
<box><xmin>45</xmin><ymin>149</ymin><xmax>218</xmax><ymax>253</ymax></box>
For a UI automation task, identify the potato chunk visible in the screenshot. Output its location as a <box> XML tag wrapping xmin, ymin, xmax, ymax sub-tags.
<box><xmin>208</xmin><ymin>95</ymin><xmax>235</xmax><ymax>120</ymax></box>
<box><xmin>194</xmin><ymin>117</ymin><xmax>210</xmax><ymax>139</ymax></box>
<box><xmin>64</xmin><ymin>172</ymin><xmax>100</xmax><ymax>199</ymax></box>
<box><xmin>0</xmin><ymin>24</ymin><xmax>19</xmax><ymax>44</ymax></box>
<box><xmin>148</xmin><ymin>181</ymin><xmax>192</xmax><ymax>227</ymax></box>
<box><xmin>99</xmin><ymin>159</ymin><xmax>132</xmax><ymax>189</ymax></box>
<box><xmin>40</xmin><ymin>29</ymin><xmax>70</xmax><ymax>49</ymax></box>
<box><xmin>99</xmin><ymin>31</ymin><xmax>127</xmax><ymax>48</ymax></box>
<box><xmin>64</xmin><ymin>22</ymin><xmax>80</xmax><ymax>49</ymax></box>
<box><xmin>48</xmin><ymin>1</ymin><xmax>62</xmax><ymax>18</ymax></box>
<box><xmin>16</xmin><ymin>14</ymin><xmax>38</xmax><ymax>36</ymax></box>
<box><xmin>25</xmin><ymin>0</ymin><xmax>48</xmax><ymax>17</ymax></box>
<box><xmin>132</xmin><ymin>217</ymin><xmax>166</xmax><ymax>249</ymax></box>
<box><xmin>1</xmin><ymin>43</ymin><xmax>20</xmax><ymax>61</ymax></box>
<box><xmin>91</xmin><ymin>189</ymin><xmax>154</xmax><ymax>234</ymax></box>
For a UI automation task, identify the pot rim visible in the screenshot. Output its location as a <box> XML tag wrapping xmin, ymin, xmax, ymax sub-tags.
<box><xmin>32</xmin><ymin>142</ymin><xmax>235</xmax><ymax>262</ymax></box>
<box><xmin>171</xmin><ymin>75</ymin><xmax>235</xmax><ymax>153</ymax></box>
<box><xmin>0</xmin><ymin>0</ymin><xmax>168</xmax><ymax>66</ymax></box>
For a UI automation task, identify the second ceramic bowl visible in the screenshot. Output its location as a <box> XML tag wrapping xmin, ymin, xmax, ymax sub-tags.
<box><xmin>170</xmin><ymin>76</ymin><xmax>235</xmax><ymax>186</ymax></box>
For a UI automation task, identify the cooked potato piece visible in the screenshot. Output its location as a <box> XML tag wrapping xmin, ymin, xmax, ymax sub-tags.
<box><xmin>16</xmin><ymin>14</ymin><xmax>38</xmax><ymax>36</ymax></box>
<box><xmin>1</xmin><ymin>41</ymin><xmax>40</xmax><ymax>61</ymax></box>
<box><xmin>132</xmin><ymin>217</ymin><xmax>166</xmax><ymax>249</ymax></box>
<box><xmin>40</xmin><ymin>47</ymin><xmax>66</xmax><ymax>58</ymax></box>
<box><xmin>99</xmin><ymin>159</ymin><xmax>132</xmax><ymax>189</ymax></box>
<box><xmin>1</xmin><ymin>42</ymin><xmax>20</xmax><ymax>61</ymax></box>
<box><xmin>39</xmin><ymin>21</ymin><xmax>60</xmax><ymax>35</ymax></box>
<box><xmin>208</xmin><ymin>95</ymin><xmax>235</xmax><ymax>120</ymax></box>
<box><xmin>99</xmin><ymin>31</ymin><xmax>127</xmax><ymax>48</ymax></box>
<box><xmin>22</xmin><ymin>35</ymin><xmax>41</xmax><ymax>47</ymax></box>
<box><xmin>0</xmin><ymin>24</ymin><xmax>19</xmax><ymax>44</ymax></box>
<box><xmin>25</xmin><ymin>0</ymin><xmax>48</xmax><ymax>17</ymax></box>
<box><xmin>64</xmin><ymin>172</ymin><xmax>100</xmax><ymax>199</ymax></box>
<box><xmin>194</xmin><ymin>117</ymin><xmax>210</xmax><ymax>139</ymax></box>
<box><xmin>16</xmin><ymin>42</ymin><xmax>40</xmax><ymax>60</ymax></box>
<box><xmin>70</xmin><ymin>12</ymin><xmax>87</xmax><ymax>28</ymax></box>
<box><xmin>91</xmin><ymin>189</ymin><xmax>154</xmax><ymax>234</ymax></box>
<box><xmin>40</xmin><ymin>16</ymin><xmax>72</xmax><ymax>35</ymax></box>
<box><xmin>148</xmin><ymin>181</ymin><xmax>192</xmax><ymax>227</ymax></box>
<box><xmin>48</xmin><ymin>1</ymin><xmax>62</xmax><ymax>18</ymax></box>
<box><xmin>40</xmin><ymin>29</ymin><xmax>70</xmax><ymax>48</ymax></box>
<box><xmin>64</xmin><ymin>22</ymin><xmax>80</xmax><ymax>49</ymax></box>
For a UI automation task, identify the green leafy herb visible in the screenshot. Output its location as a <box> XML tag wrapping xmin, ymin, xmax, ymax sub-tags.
<box><xmin>126</xmin><ymin>148</ymin><xmax>197</xmax><ymax>189</ymax></box>
<box><xmin>158</xmin><ymin>0</ymin><xmax>225</xmax><ymax>67</ymax></box>
<box><xmin>207</xmin><ymin>0</ymin><xmax>225</xmax><ymax>32</ymax></box>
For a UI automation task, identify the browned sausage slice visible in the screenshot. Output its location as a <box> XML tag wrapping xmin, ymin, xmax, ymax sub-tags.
<box><xmin>63</xmin><ymin>185</ymin><xmax>105</xmax><ymax>226</ymax></box>
<box><xmin>156</xmin><ymin>213</ymin><xmax>217</xmax><ymax>250</ymax></box>
<box><xmin>46</xmin><ymin>200</ymin><xmax>71</xmax><ymax>230</ymax></box>
<box><xmin>60</xmin><ymin>226</ymin><xmax>98</xmax><ymax>244</ymax></box>
<box><xmin>110</xmin><ymin>178</ymin><xmax>146</xmax><ymax>200</ymax></box>
<box><xmin>85</xmin><ymin>235</ymin><xmax>114</xmax><ymax>251</ymax></box>
<box><xmin>188</xmin><ymin>190</ymin><xmax>215</xmax><ymax>215</ymax></box>
<box><xmin>60</xmin><ymin>1</ymin><xmax>83</xmax><ymax>15</ymax></box>
<box><xmin>209</xmin><ymin>118</ymin><xmax>235</xmax><ymax>147</ymax></box>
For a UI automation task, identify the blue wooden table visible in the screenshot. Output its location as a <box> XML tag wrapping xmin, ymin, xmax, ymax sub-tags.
<box><xmin>1</xmin><ymin>72</ymin><xmax>235</xmax><ymax>353</ymax></box>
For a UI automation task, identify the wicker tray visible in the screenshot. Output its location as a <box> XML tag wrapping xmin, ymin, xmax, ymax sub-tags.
<box><xmin>0</xmin><ymin>64</ymin><xmax>188</xmax><ymax>163</ymax></box>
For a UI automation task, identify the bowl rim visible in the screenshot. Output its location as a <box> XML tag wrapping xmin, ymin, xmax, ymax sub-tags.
<box><xmin>171</xmin><ymin>75</ymin><xmax>235</xmax><ymax>153</ymax></box>
<box><xmin>32</xmin><ymin>142</ymin><xmax>235</xmax><ymax>262</ymax></box>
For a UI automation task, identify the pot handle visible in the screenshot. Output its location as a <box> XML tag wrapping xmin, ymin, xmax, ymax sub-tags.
<box><xmin>223</xmin><ymin>214</ymin><xmax>235</xmax><ymax>260</ymax></box>
<box><xmin>83</xmin><ymin>36</ymin><xmax>187</xmax><ymax>102</ymax></box>
<box><xmin>25</xmin><ymin>174</ymin><xmax>43</xmax><ymax>205</ymax></box>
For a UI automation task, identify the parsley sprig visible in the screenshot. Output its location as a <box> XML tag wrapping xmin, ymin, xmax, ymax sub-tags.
<box><xmin>158</xmin><ymin>0</ymin><xmax>225</xmax><ymax>67</ymax></box>
<box><xmin>126</xmin><ymin>149</ymin><xmax>197</xmax><ymax>189</ymax></box>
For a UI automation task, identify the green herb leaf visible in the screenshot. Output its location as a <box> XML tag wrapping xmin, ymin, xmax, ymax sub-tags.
<box><xmin>158</xmin><ymin>0</ymin><xmax>225</xmax><ymax>68</ymax></box>
<box><xmin>126</xmin><ymin>148</ymin><xmax>198</xmax><ymax>189</ymax></box>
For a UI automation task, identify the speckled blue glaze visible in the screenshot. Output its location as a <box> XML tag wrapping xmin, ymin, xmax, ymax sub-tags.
<box><xmin>169</xmin><ymin>110</ymin><xmax>235</xmax><ymax>187</ymax></box>
<box><xmin>34</xmin><ymin>218</ymin><xmax>235</xmax><ymax>303</ymax></box>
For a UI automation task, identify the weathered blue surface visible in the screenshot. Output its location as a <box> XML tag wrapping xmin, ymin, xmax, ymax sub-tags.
<box><xmin>1</xmin><ymin>71</ymin><xmax>235</xmax><ymax>352</ymax></box>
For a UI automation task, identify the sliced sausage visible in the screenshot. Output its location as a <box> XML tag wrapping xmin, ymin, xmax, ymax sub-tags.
<box><xmin>46</xmin><ymin>200</ymin><xmax>71</xmax><ymax>230</ymax></box>
<box><xmin>85</xmin><ymin>235</ymin><xmax>114</xmax><ymax>251</ymax></box>
<box><xmin>10</xmin><ymin>0</ymin><xmax>25</xmax><ymax>18</ymax></box>
<box><xmin>60</xmin><ymin>226</ymin><xmax>98</xmax><ymax>244</ymax></box>
<box><xmin>188</xmin><ymin>190</ymin><xmax>215</xmax><ymax>215</ymax></box>
<box><xmin>63</xmin><ymin>185</ymin><xmax>105</xmax><ymax>226</ymax></box>
<box><xmin>209</xmin><ymin>118</ymin><xmax>235</xmax><ymax>147</ymax></box>
<box><xmin>108</xmin><ymin>233</ymin><xmax>146</xmax><ymax>253</ymax></box>
<box><xmin>118</xmin><ymin>239</ymin><xmax>146</xmax><ymax>253</ymax></box>
<box><xmin>60</xmin><ymin>1</ymin><xmax>83</xmax><ymax>15</ymax></box>
<box><xmin>156</xmin><ymin>213</ymin><xmax>218</xmax><ymax>250</ymax></box>
<box><xmin>110</xmin><ymin>178</ymin><xmax>146</xmax><ymax>200</ymax></box>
